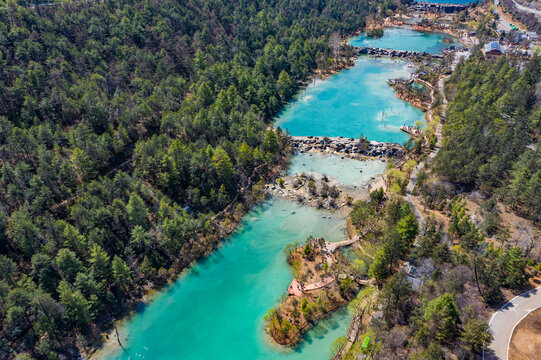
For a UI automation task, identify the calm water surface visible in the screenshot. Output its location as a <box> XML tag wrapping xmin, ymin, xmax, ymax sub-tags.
<box><xmin>103</xmin><ymin>199</ymin><xmax>351</xmax><ymax>360</ymax></box>
<box><xmin>274</xmin><ymin>57</ymin><xmax>424</xmax><ymax>142</ymax></box>
<box><xmin>103</xmin><ymin>27</ymin><xmax>456</xmax><ymax>360</ymax></box>
<box><xmin>288</xmin><ymin>153</ymin><xmax>387</xmax><ymax>188</ymax></box>
<box><xmin>349</xmin><ymin>27</ymin><xmax>461</xmax><ymax>54</ymax></box>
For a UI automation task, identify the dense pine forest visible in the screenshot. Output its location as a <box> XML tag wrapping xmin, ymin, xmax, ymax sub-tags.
<box><xmin>0</xmin><ymin>0</ymin><xmax>411</xmax><ymax>357</ymax></box>
<box><xmin>436</xmin><ymin>54</ymin><xmax>540</xmax><ymax>222</ymax></box>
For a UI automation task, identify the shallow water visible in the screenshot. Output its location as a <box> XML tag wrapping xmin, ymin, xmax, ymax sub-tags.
<box><xmin>288</xmin><ymin>153</ymin><xmax>387</xmax><ymax>188</ymax></box>
<box><xmin>274</xmin><ymin>57</ymin><xmax>424</xmax><ymax>142</ymax></box>
<box><xmin>415</xmin><ymin>0</ymin><xmax>477</xmax><ymax>4</ymax></box>
<box><xmin>349</xmin><ymin>27</ymin><xmax>461</xmax><ymax>54</ymax></box>
<box><xmin>103</xmin><ymin>199</ymin><xmax>351</xmax><ymax>360</ymax></box>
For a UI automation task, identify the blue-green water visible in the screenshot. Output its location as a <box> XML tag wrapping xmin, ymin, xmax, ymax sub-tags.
<box><xmin>101</xmin><ymin>27</ymin><xmax>457</xmax><ymax>360</ymax></box>
<box><xmin>274</xmin><ymin>57</ymin><xmax>423</xmax><ymax>143</ymax></box>
<box><xmin>101</xmin><ymin>199</ymin><xmax>351</xmax><ymax>360</ymax></box>
<box><xmin>415</xmin><ymin>0</ymin><xmax>477</xmax><ymax>4</ymax></box>
<box><xmin>288</xmin><ymin>153</ymin><xmax>387</xmax><ymax>188</ymax></box>
<box><xmin>349</xmin><ymin>27</ymin><xmax>461</xmax><ymax>54</ymax></box>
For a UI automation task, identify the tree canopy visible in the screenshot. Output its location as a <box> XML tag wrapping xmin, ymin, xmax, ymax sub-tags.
<box><xmin>0</xmin><ymin>0</ymin><xmax>383</xmax><ymax>356</ymax></box>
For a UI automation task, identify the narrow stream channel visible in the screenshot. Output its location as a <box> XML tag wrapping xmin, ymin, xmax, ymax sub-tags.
<box><xmin>99</xmin><ymin>27</ymin><xmax>457</xmax><ymax>360</ymax></box>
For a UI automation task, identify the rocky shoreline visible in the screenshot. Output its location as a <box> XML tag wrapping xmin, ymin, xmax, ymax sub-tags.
<box><xmin>290</xmin><ymin>136</ymin><xmax>404</xmax><ymax>159</ymax></box>
<box><xmin>356</xmin><ymin>46</ymin><xmax>444</xmax><ymax>60</ymax></box>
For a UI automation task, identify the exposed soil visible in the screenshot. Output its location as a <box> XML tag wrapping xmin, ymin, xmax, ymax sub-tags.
<box><xmin>411</xmin><ymin>194</ymin><xmax>450</xmax><ymax>232</ymax></box>
<box><xmin>509</xmin><ymin>307</ymin><xmax>541</xmax><ymax>360</ymax></box>
<box><xmin>267</xmin><ymin>244</ymin><xmax>361</xmax><ymax>346</ymax></box>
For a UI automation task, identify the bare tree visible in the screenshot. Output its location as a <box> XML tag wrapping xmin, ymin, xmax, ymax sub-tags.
<box><xmin>329</xmin><ymin>32</ymin><xmax>341</xmax><ymax>62</ymax></box>
<box><xmin>513</xmin><ymin>222</ymin><xmax>538</xmax><ymax>259</ymax></box>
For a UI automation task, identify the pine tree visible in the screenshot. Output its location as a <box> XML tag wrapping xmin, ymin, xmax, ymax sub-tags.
<box><xmin>126</xmin><ymin>192</ymin><xmax>149</xmax><ymax>228</ymax></box>
<box><xmin>89</xmin><ymin>244</ymin><xmax>110</xmax><ymax>281</ymax></box>
<box><xmin>112</xmin><ymin>256</ymin><xmax>131</xmax><ymax>288</ymax></box>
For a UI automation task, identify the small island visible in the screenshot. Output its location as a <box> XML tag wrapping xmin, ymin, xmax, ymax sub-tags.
<box><xmin>366</xmin><ymin>28</ymin><xmax>384</xmax><ymax>37</ymax></box>
<box><xmin>264</xmin><ymin>235</ymin><xmax>371</xmax><ymax>346</ymax></box>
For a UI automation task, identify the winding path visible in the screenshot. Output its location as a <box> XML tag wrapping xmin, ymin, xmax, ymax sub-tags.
<box><xmin>323</xmin><ymin>237</ymin><xmax>361</xmax><ymax>266</ymax></box>
<box><xmin>512</xmin><ymin>0</ymin><xmax>541</xmax><ymax>16</ymax></box>
<box><xmin>405</xmin><ymin>76</ymin><xmax>445</xmax><ymax>230</ymax></box>
<box><xmin>484</xmin><ymin>287</ymin><xmax>541</xmax><ymax>360</ymax></box>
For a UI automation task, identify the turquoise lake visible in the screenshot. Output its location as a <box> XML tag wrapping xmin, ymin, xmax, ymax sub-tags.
<box><xmin>349</xmin><ymin>27</ymin><xmax>461</xmax><ymax>54</ymax></box>
<box><xmin>101</xmin><ymin>27</ymin><xmax>456</xmax><ymax>360</ymax></box>
<box><xmin>274</xmin><ymin>57</ymin><xmax>423</xmax><ymax>143</ymax></box>
<box><xmin>101</xmin><ymin>199</ymin><xmax>351</xmax><ymax>360</ymax></box>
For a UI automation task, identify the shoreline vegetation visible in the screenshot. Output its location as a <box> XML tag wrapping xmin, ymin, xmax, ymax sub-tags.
<box><xmin>0</xmin><ymin>0</ymin><xmax>403</xmax><ymax>358</ymax></box>
<box><xmin>366</xmin><ymin>28</ymin><xmax>384</xmax><ymax>38</ymax></box>
<box><xmin>96</xmin><ymin>17</ymin><xmax>466</xmax><ymax>358</ymax></box>
<box><xmin>265</xmin><ymin>186</ymin><xmax>421</xmax><ymax>348</ymax></box>
<box><xmin>389</xmin><ymin>79</ymin><xmax>431</xmax><ymax>111</ymax></box>
<box><xmin>264</xmin><ymin>237</ymin><xmax>363</xmax><ymax>346</ymax></box>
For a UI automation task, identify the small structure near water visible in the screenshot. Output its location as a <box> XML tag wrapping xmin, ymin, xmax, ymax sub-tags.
<box><xmin>400</xmin><ymin>125</ymin><xmax>421</xmax><ymax>136</ymax></box>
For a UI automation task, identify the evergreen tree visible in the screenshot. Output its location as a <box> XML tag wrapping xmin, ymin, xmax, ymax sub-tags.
<box><xmin>55</xmin><ymin>249</ymin><xmax>83</xmax><ymax>283</ymax></box>
<box><xmin>112</xmin><ymin>256</ymin><xmax>131</xmax><ymax>288</ymax></box>
<box><xmin>89</xmin><ymin>244</ymin><xmax>111</xmax><ymax>281</ymax></box>
<box><xmin>126</xmin><ymin>193</ymin><xmax>149</xmax><ymax>228</ymax></box>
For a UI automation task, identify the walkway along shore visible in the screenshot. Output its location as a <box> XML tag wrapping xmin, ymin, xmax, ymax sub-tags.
<box><xmin>405</xmin><ymin>74</ymin><xmax>443</xmax><ymax>232</ymax></box>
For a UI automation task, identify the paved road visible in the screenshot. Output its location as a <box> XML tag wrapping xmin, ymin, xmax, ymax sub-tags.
<box><xmin>512</xmin><ymin>0</ymin><xmax>541</xmax><ymax>16</ymax></box>
<box><xmin>485</xmin><ymin>287</ymin><xmax>541</xmax><ymax>359</ymax></box>
<box><xmin>493</xmin><ymin>2</ymin><xmax>513</xmax><ymax>31</ymax></box>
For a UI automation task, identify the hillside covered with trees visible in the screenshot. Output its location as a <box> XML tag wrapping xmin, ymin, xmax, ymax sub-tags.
<box><xmin>0</xmin><ymin>0</ymin><xmax>411</xmax><ymax>357</ymax></box>
<box><xmin>435</xmin><ymin>54</ymin><xmax>540</xmax><ymax>223</ymax></box>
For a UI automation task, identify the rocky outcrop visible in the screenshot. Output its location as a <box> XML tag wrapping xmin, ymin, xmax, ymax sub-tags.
<box><xmin>356</xmin><ymin>47</ymin><xmax>444</xmax><ymax>60</ymax></box>
<box><xmin>290</xmin><ymin>136</ymin><xmax>404</xmax><ymax>159</ymax></box>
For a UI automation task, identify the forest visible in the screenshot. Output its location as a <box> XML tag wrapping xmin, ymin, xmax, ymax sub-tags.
<box><xmin>0</xmin><ymin>0</ymin><xmax>411</xmax><ymax>357</ymax></box>
<box><xmin>435</xmin><ymin>54</ymin><xmax>540</xmax><ymax>223</ymax></box>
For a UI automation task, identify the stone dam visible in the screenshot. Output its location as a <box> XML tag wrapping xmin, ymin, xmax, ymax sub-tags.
<box><xmin>290</xmin><ymin>136</ymin><xmax>405</xmax><ymax>159</ymax></box>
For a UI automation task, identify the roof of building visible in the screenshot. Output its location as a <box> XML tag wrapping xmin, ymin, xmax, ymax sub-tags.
<box><xmin>484</xmin><ymin>41</ymin><xmax>505</xmax><ymax>54</ymax></box>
